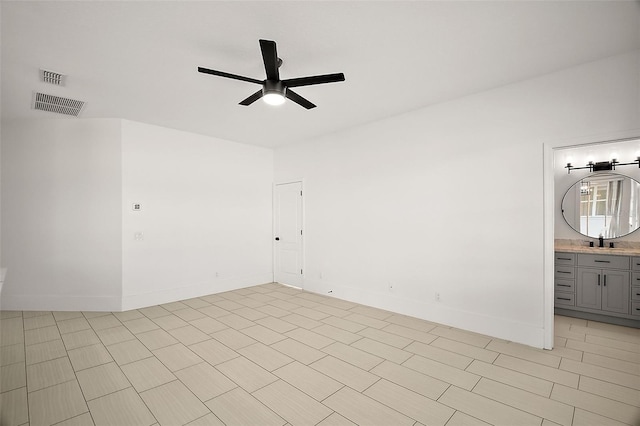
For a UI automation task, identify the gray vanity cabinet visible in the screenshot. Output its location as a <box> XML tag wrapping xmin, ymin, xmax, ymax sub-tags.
<box><xmin>576</xmin><ymin>267</ymin><xmax>630</xmax><ymax>314</ymax></box>
<box><xmin>630</xmin><ymin>259</ymin><xmax>640</xmax><ymax>316</ymax></box>
<box><xmin>575</xmin><ymin>268</ymin><xmax>600</xmax><ymax>310</ymax></box>
<box><xmin>603</xmin><ymin>271</ymin><xmax>631</xmax><ymax>314</ymax></box>
<box><xmin>555</xmin><ymin>251</ymin><xmax>638</xmax><ymax>325</ymax></box>
<box><xmin>632</xmin><ymin>283</ymin><xmax>640</xmax><ymax>316</ymax></box>
<box><xmin>554</xmin><ymin>253</ymin><xmax>576</xmax><ymax>306</ymax></box>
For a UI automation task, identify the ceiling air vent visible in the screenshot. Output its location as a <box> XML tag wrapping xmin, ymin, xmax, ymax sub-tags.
<box><xmin>32</xmin><ymin>92</ymin><xmax>85</xmax><ymax>117</ymax></box>
<box><xmin>39</xmin><ymin>69</ymin><xmax>66</xmax><ymax>86</ymax></box>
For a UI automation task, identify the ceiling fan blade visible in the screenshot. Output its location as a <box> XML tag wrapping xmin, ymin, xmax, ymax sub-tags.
<box><xmin>198</xmin><ymin>67</ymin><xmax>262</xmax><ymax>85</ymax></box>
<box><xmin>282</xmin><ymin>73</ymin><xmax>345</xmax><ymax>88</ymax></box>
<box><xmin>285</xmin><ymin>89</ymin><xmax>316</xmax><ymax>109</ymax></box>
<box><xmin>239</xmin><ymin>89</ymin><xmax>264</xmax><ymax>106</ymax></box>
<box><xmin>259</xmin><ymin>39</ymin><xmax>280</xmax><ymax>81</ymax></box>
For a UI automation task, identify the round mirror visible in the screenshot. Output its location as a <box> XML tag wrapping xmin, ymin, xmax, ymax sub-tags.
<box><xmin>562</xmin><ymin>173</ymin><xmax>640</xmax><ymax>239</ymax></box>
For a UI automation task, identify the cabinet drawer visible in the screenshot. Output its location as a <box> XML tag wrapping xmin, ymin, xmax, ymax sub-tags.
<box><xmin>577</xmin><ymin>254</ymin><xmax>630</xmax><ymax>270</ymax></box>
<box><xmin>555</xmin><ymin>253</ymin><xmax>576</xmax><ymax>265</ymax></box>
<box><xmin>555</xmin><ymin>293</ymin><xmax>575</xmax><ymax>306</ymax></box>
<box><xmin>555</xmin><ymin>279</ymin><xmax>575</xmax><ymax>293</ymax></box>
<box><xmin>632</xmin><ymin>257</ymin><xmax>640</xmax><ymax>271</ymax></box>
<box><xmin>554</xmin><ymin>266</ymin><xmax>575</xmax><ymax>279</ymax></box>
<box><xmin>632</xmin><ymin>272</ymin><xmax>640</xmax><ymax>286</ymax></box>
<box><xmin>632</xmin><ymin>301</ymin><xmax>640</xmax><ymax>316</ymax></box>
<box><xmin>632</xmin><ymin>287</ymin><xmax>640</xmax><ymax>302</ymax></box>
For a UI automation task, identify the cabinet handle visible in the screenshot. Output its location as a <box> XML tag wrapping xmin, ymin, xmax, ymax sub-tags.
<box><xmin>598</xmin><ymin>274</ymin><xmax>601</xmax><ymax>286</ymax></box>
<box><xmin>594</xmin><ymin>260</ymin><xmax>610</xmax><ymax>263</ymax></box>
<box><xmin>557</xmin><ymin>271</ymin><xmax>571</xmax><ymax>274</ymax></box>
<box><xmin>636</xmin><ymin>308</ymin><xmax>640</xmax><ymax>311</ymax></box>
<box><xmin>604</xmin><ymin>275</ymin><xmax>607</xmax><ymax>287</ymax></box>
<box><xmin>558</xmin><ymin>284</ymin><xmax>571</xmax><ymax>287</ymax></box>
<box><xmin>557</xmin><ymin>257</ymin><xmax>572</xmax><ymax>261</ymax></box>
<box><xmin>557</xmin><ymin>297</ymin><xmax>572</xmax><ymax>301</ymax></box>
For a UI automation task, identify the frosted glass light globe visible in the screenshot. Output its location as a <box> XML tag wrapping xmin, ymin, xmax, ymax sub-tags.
<box><xmin>263</xmin><ymin>93</ymin><xmax>285</xmax><ymax>106</ymax></box>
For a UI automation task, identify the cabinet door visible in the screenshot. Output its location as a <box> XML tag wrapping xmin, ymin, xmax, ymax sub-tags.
<box><xmin>576</xmin><ymin>268</ymin><xmax>602</xmax><ymax>310</ymax></box>
<box><xmin>602</xmin><ymin>270</ymin><xmax>630</xmax><ymax>314</ymax></box>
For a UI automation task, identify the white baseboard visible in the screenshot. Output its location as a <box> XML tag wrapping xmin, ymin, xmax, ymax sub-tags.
<box><xmin>0</xmin><ymin>273</ymin><xmax>273</xmax><ymax>313</ymax></box>
<box><xmin>1</xmin><ymin>293</ymin><xmax>121</xmax><ymax>312</ymax></box>
<box><xmin>121</xmin><ymin>273</ymin><xmax>273</xmax><ymax>311</ymax></box>
<box><xmin>303</xmin><ymin>279</ymin><xmax>545</xmax><ymax>349</ymax></box>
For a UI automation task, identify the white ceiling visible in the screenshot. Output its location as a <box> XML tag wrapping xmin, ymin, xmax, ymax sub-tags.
<box><xmin>2</xmin><ymin>1</ymin><xmax>639</xmax><ymax>148</ymax></box>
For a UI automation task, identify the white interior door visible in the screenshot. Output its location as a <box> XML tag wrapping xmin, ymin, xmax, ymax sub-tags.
<box><xmin>274</xmin><ymin>182</ymin><xmax>303</xmax><ymax>288</ymax></box>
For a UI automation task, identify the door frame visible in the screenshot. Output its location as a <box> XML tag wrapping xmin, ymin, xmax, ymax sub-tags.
<box><xmin>273</xmin><ymin>179</ymin><xmax>305</xmax><ymax>289</ymax></box>
<box><xmin>543</xmin><ymin>129</ymin><xmax>640</xmax><ymax>349</ymax></box>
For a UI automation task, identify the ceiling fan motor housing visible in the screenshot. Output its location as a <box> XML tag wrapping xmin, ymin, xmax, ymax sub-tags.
<box><xmin>263</xmin><ymin>80</ymin><xmax>286</xmax><ymax>97</ymax></box>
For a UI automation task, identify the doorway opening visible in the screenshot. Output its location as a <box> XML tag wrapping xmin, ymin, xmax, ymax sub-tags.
<box><xmin>547</xmin><ymin>136</ymin><xmax>640</xmax><ymax>348</ymax></box>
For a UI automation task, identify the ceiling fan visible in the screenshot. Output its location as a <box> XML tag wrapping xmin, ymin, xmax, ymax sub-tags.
<box><xmin>198</xmin><ymin>39</ymin><xmax>345</xmax><ymax>109</ymax></box>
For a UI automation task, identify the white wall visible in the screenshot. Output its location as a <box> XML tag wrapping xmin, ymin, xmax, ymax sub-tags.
<box><xmin>275</xmin><ymin>50</ymin><xmax>640</xmax><ymax>348</ymax></box>
<box><xmin>121</xmin><ymin>121</ymin><xmax>273</xmax><ymax>309</ymax></box>
<box><xmin>1</xmin><ymin>118</ymin><xmax>274</xmax><ymax>311</ymax></box>
<box><xmin>1</xmin><ymin>118</ymin><xmax>123</xmax><ymax>311</ymax></box>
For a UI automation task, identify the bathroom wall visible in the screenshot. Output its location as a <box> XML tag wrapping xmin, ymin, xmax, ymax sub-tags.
<box><xmin>275</xmin><ymin>50</ymin><xmax>640</xmax><ymax>348</ymax></box>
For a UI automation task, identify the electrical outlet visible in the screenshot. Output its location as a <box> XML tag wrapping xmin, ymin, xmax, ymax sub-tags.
<box><xmin>435</xmin><ymin>292</ymin><xmax>440</xmax><ymax>301</ymax></box>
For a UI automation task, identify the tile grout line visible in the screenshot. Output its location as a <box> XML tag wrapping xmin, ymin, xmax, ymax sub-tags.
<box><xmin>36</xmin><ymin>311</ymin><xmax>89</xmax><ymax>425</ymax></box>
<box><xmin>90</xmin><ymin>310</ymin><xmax>188</xmax><ymax>425</ymax></box>
<box><xmin>79</xmin><ymin>311</ymin><xmax>155</xmax><ymax>425</ymax></box>
<box><xmin>78</xmin><ymin>312</ymin><xmax>122</xmax><ymax>426</ymax></box>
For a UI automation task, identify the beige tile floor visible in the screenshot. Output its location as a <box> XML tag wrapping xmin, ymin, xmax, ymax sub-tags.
<box><xmin>1</xmin><ymin>283</ymin><xmax>639</xmax><ymax>426</ymax></box>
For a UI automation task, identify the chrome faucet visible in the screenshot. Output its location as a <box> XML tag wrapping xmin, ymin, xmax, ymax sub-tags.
<box><xmin>599</xmin><ymin>235</ymin><xmax>604</xmax><ymax>248</ymax></box>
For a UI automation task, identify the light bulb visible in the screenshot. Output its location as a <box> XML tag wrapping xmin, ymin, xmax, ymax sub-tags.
<box><xmin>565</xmin><ymin>155</ymin><xmax>574</xmax><ymax>167</ymax></box>
<box><xmin>263</xmin><ymin>92</ymin><xmax>285</xmax><ymax>106</ymax></box>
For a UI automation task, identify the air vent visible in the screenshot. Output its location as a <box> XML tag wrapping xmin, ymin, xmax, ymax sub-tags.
<box><xmin>39</xmin><ymin>69</ymin><xmax>66</xmax><ymax>86</ymax></box>
<box><xmin>32</xmin><ymin>92</ymin><xmax>85</xmax><ymax>117</ymax></box>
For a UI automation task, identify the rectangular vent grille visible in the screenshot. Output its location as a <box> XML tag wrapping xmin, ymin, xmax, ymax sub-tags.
<box><xmin>39</xmin><ymin>69</ymin><xmax>66</xmax><ymax>86</ymax></box>
<box><xmin>32</xmin><ymin>92</ymin><xmax>85</xmax><ymax>117</ymax></box>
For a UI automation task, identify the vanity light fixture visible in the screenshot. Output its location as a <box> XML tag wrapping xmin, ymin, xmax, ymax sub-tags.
<box><xmin>565</xmin><ymin>157</ymin><xmax>640</xmax><ymax>174</ymax></box>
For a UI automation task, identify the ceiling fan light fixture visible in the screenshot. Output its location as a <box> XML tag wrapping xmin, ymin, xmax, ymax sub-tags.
<box><xmin>263</xmin><ymin>92</ymin><xmax>285</xmax><ymax>106</ymax></box>
<box><xmin>262</xmin><ymin>92</ymin><xmax>284</xmax><ymax>105</ymax></box>
<box><xmin>262</xmin><ymin>80</ymin><xmax>286</xmax><ymax>106</ymax></box>
<box><xmin>198</xmin><ymin>39</ymin><xmax>344</xmax><ymax>109</ymax></box>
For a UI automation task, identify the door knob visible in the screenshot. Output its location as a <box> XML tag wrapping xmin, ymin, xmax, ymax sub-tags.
<box><xmin>275</xmin><ymin>237</ymin><xmax>280</xmax><ymax>241</ymax></box>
